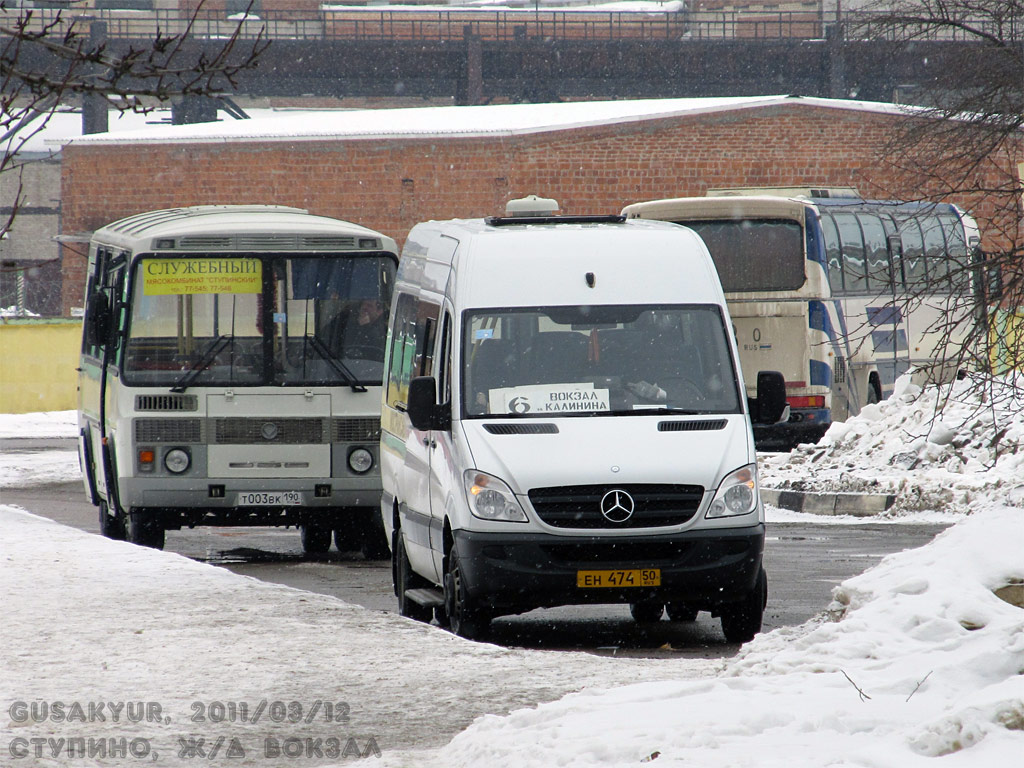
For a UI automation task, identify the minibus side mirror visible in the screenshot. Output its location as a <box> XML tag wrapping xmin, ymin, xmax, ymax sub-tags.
<box><xmin>755</xmin><ymin>370</ymin><xmax>787</xmax><ymax>424</ymax></box>
<box><xmin>85</xmin><ymin>292</ymin><xmax>112</xmax><ymax>348</ymax></box>
<box><xmin>407</xmin><ymin>376</ymin><xmax>451</xmax><ymax>431</ymax></box>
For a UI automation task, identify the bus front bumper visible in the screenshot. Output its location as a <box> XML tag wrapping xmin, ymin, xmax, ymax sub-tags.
<box><xmin>452</xmin><ymin>524</ymin><xmax>764</xmax><ymax>617</ymax></box>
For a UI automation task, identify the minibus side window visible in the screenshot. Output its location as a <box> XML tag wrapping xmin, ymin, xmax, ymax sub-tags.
<box><xmin>385</xmin><ymin>293</ymin><xmax>441</xmax><ymax>410</ymax></box>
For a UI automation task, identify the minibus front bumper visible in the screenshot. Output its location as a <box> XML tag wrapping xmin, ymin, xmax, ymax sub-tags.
<box><xmin>452</xmin><ymin>524</ymin><xmax>764</xmax><ymax>616</ymax></box>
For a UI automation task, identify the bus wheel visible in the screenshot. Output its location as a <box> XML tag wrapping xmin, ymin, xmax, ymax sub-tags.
<box><xmin>395</xmin><ymin>534</ymin><xmax>433</xmax><ymax>623</ymax></box>
<box><xmin>127</xmin><ymin>513</ymin><xmax>165</xmax><ymax>550</ymax></box>
<box><xmin>98</xmin><ymin>501</ymin><xmax>126</xmax><ymax>541</ymax></box>
<box><xmin>720</xmin><ymin>568</ymin><xmax>767</xmax><ymax>644</ymax></box>
<box><xmin>629</xmin><ymin>601</ymin><xmax>665</xmax><ymax>623</ymax></box>
<box><xmin>333</xmin><ymin>526</ymin><xmax>359</xmax><ymax>553</ymax></box>
<box><xmin>867</xmin><ymin>375</ymin><xmax>882</xmax><ymax>405</ymax></box>
<box><xmin>666</xmin><ymin>602</ymin><xmax>699</xmax><ymax>622</ymax></box>
<box><xmin>444</xmin><ymin>545</ymin><xmax>490</xmax><ymax>640</ymax></box>
<box><xmin>301</xmin><ymin>524</ymin><xmax>332</xmax><ymax>554</ymax></box>
<box><xmin>359</xmin><ymin>511</ymin><xmax>391</xmax><ymax>561</ymax></box>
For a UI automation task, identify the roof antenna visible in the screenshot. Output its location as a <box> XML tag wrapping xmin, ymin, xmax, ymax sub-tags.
<box><xmin>585</xmin><ymin>272</ymin><xmax>596</xmax><ymax>288</ymax></box>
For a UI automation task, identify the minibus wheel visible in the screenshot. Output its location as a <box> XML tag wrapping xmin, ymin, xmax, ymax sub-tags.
<box><xmin>127</xmin><ymin>513</ymin><xmax>165</xmax><ymax>550</ymax></box>
<box><xmin>629</xmin><ymin>601</ymin><xmax>665</xmax><ymax>623</ymax></box>
<box><xmin>720</xmin><ymin>568</ymin><xmax>768</xmax><ymax>644</ymax></box>
<box><xmin>98</xmin><ymin>501</ymin><xmax>126</xmax><ymax>541</ymax></box>
<box><xmin>444</xmin><ymin>545</ymin><xmax>490</xmax><ymax>640</ymax></box>
<box><xmin>395</xmin><ymin>534</ymin><xmax>433</xmax><ymax>623</ymax></box>
<box><xmin>666</xmin><ymin>603</ymin><xmax>699</xmax><ymax>622</ymax></box>
<box><xmin>301</xmin><ymin>524</ymin><xmax>332</xmax><ymax>554</ymax></box>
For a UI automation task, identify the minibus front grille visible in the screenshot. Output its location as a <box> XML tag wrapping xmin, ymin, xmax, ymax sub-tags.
<box><xmin>212</xmin><ymin>417</ymin><xmax>328</xmax><ymax>444</ymax></box>
<box><xmin>135</xmin><ymin>394</ymin><xmax>198</xmax><ymax>412</ymax></box>
<box><xmin>528</xmin><ymin>484</ymin><xmax>703</xmax><ymax>529</ymax></box>
<box><xmin>657</xmin><ymin>419</ymin><xmax>727</xmax><ymax>432</ymax></box>
<box><xmin>135</xmin><ymin>418</ymin><xmax>203</xmax><ymax>443</ymax></box>
<box><xmin>334</xmin><ymin>417</ymin><xmax>381</xmax><ymax>442</ymax></box>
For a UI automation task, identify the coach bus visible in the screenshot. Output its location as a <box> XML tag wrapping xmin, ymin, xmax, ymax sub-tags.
<box><xmin>77</xmin><ymin>205</ymin><xmax>399</xmax><ymax>553</ymax></box>
<box><xmin>622</xmin><ymin>192</ymin><xmax>980</xmax><ymax>448</ymax></box>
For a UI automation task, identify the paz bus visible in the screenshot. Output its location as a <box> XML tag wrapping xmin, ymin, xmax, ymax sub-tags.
<box><xmin>77</xmin><ymin>205</ymin><xmax>399</xmax><ymax>553</ymax></box>
<box><xmin>622</xmin><ymin>191</ymin><xmax>980</xmax><ymax>449</ymax></box>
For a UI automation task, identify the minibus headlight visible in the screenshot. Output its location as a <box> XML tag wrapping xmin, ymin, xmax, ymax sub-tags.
<box><xmin>348</xmin><ymin>447</ymin><xmax>373</xmax><ymax>474</ymax></box>
<box><xmin>164</xmin><ymin>448</ymin><xmax>191</xmax><ymax>474</ymax></box>
<box><xmin>707</xmin><ymin>464</ymin><xmax>758</xmax><ymax>518</ymax></box>
<box><xmin>464</xmin><ymin>470</ymin><xmax>528</xmax><ymax>523</ymax></box>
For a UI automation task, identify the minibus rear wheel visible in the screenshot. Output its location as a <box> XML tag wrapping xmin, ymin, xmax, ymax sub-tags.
<box><xmin>444</xmin><ymin>544</ymin><xmax>490</xmax><ymax>641</ymax></box>
<box><xmin>395</xmin><ymin>534</ymin><xmax>433</xmax><ymax>623</ymax></box>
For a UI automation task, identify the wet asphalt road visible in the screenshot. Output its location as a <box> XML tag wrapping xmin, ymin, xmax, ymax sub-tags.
<box><xmin>3</xmin><ymin>476</ymin><xmax>949</xmax><ymax>659</ymax></box>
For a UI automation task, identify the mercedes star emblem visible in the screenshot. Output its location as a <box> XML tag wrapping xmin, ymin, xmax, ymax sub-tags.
<box><xmin>600</xmin><ymin>489</ymin><xmax>635</xmax><ymax>523</ymax></box>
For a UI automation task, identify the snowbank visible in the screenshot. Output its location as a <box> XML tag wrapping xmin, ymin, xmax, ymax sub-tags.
<box><xmin>761</xmin><ymin>374</ymin><xmax>1024</xmax><ymax>514</ymax></box>
<box><xmin>392</xmin><ymin>505</ymin><xmax>1024</xmax><ymax>767</ymax></box>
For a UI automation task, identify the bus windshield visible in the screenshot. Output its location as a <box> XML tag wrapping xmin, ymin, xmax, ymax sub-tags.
<box><xmin>463</xmin><ymin>304</ymin><xmax>741</xmax><ymax>417</ymax></box>
<box><xmin>675</xmin><ymin>219</ymin><xmax>805</xmax><ymax>292</ymax></box>
<box><xmin>123</xmin><ymin>254</ymin><xmax>395</xmax><ymax>388</ymax></box>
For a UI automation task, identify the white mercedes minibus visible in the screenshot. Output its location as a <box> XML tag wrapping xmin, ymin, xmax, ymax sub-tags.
<box><xmin>379</xmin><ymin>197</ymin><xmax>786</xmax><ymax>642</ymax></box>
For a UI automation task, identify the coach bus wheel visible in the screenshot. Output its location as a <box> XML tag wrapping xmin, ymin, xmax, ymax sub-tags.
<box><xmin>301</xmin><ymin>524</ymin><xmax>332</xmax><ymax>554</ymax></box>
<box><xmin>127</xmin><ymin>513</ymin><xmax>165</xmax><ymax>550</ymax></box>
<box><xmin>629</xmin><ymin>601</ymin><xmax>665</xmax><ymax>623</ymax></box>
<box><xmin>867</xmin><ymin>374</ymin><xmax>882</xmax><ymax>405</ymax></box>
<box><xmin>98</xmin><ymin>501</ymin><xmax>126</xmax><ymax>541</ymax></box>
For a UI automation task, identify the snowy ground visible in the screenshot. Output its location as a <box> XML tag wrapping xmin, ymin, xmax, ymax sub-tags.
<box><xmin>2</xmin><ymin>376</ymin><xmax>1023</xmax><ymax>766</ymax></box>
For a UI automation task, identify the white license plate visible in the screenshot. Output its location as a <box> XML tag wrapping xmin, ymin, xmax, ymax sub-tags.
<box><xmin>236</xmin><ymin>491</ymin><xmax>303</xmax><ymax>506</ymax></box>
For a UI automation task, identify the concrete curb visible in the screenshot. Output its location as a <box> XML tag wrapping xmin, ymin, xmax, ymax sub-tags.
<box><xmin>761</xmin><ymin>488</ymin><xmax>896</xmax><ymax>517</ymax></box>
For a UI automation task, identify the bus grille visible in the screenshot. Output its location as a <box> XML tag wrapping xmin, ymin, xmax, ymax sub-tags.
<box><xmin>135</xmin><ymin>394</ymin><xmax>198</xmax><ymax>412</ymax></box>
<box><xmin>213</xmin><ymin>418</ymin><xmax>328</xmax><ymax>444</ymax></box>
<box><xmin>528</xmin><ymin>484</ymin><xmax>704</xmax><ymax>529</ymax></box>
<box><xmin>135</xmin><ymin>418</ymin><xmax>203</xmax><ymax>443</ymax></box>
<box><xmin>333</xmin><ymin>417</ymin><xmax>381</xmax><ymax>442</ymax></box>
<box><xmin>657</xmin><ymin>419</ymin><xmax>727</xmax><ymax>432</ymax></box>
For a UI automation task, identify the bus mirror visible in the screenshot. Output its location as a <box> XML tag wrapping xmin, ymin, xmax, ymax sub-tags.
<box><xmin>85</xmin><ymin>292</ymin><xmax>112</xmax><ymax>348</ymax></box>
<box><xmin>755</xmin><ymin>370</ymin><xmax>787</xmax><ymax>424</ymax></box>
<box><xmin>407</xmin><ymin>376</ymin><xmax>439</xmax><ymax>431</ymax></box>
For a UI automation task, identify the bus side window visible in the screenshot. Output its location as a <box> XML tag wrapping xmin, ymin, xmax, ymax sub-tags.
<box><xmin>820</xmin><ymin>213</ymin><xmax>844</xmax><ymax>292</ymax></box>
<box><xmin>386</xmin><ymin>293</ymin><xmax>418</xmax><ymax>409</ymax></box>
<box><xmin>940</xmin><ymin>213</ymin><xmax>970</xmax><ymax>292</ymax></box>
<box><xmin>899</xmin><ymin>218</ymin><xmax>926</xmax><ymax>288</ymax></box>
<box><xmin>834</xmin><ymin>213</ymin><xmax>867</xmax><ymax>293</ymax></box>
<box><xmin>860</xmin><ymin>214</ymin><xmax>892</xmax><ymax>292</ymax></box>
<box><xmin>921</xmin><ymin>214</ymin><xmax>950</xmax><ymax>289</ymax></box>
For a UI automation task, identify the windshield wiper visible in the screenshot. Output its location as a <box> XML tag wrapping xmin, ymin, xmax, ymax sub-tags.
<box><xmin>170</xmin><ymin>335</ymin><xmax>232</xmax><ymax>393</ymax></box>
<box><xmin>304</xmin><ymin>334</ymin><xmax>367</xmax><ymax>393</ymax></box>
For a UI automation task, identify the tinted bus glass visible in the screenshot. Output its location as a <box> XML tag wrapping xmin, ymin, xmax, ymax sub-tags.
<box><xmin>674</xmin><ymin>219</ymin><xmax>805</xmax><ymax>292</ymax></box>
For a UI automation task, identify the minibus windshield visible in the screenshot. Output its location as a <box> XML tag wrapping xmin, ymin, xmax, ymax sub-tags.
<box><xmin>123</xmin><ymin>254</ymin><xmax>395</xmax><ymax>388</ymax></box>
<box><xmin>463</xmin><ymin>304</ymin><xmax>741</xmax><ymax>417</ymax></box>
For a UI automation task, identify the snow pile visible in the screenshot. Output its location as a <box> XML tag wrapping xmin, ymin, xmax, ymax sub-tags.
<box><xmin>393</xmin><ymin>505</ymin><xmax>1024</xmax><ymax>767</ymax></box>
<box><xmin>0</xmin><ymin>410</ymin><xmax>79</xmax><ymax>489</ymax></box>
<box><xmin>761</xmin><ymin>374</ymin><xmax>1024</xmax><ymax>514</ymax></box>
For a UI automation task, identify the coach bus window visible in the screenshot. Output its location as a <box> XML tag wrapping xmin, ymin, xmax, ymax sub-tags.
<box><xmin>819</xmin><ymin>212</ymin><xmax>844</xmax><ymax>292</ymax></box>
<box><xmin>860</xmin><ymin>214</ymin><xmax>892</xmax><ymax>292</ymax></box>
<box><xmin>834</xmin><ymin>213</ymin><xmax>868</xmax><ymax>293</ymax></box>
<box><xmin>921</xmin><ymin>214</ymin><xmax>949</xmax><ymax>288</ymax></box>
<box><xmin>898</xmin><ymin>218</ymin><xmax>926</xmax><ymax>289</ymax></box>
<box><xmin>678</xmin><ymin>219</ymin><xmax>804</xmax><ymax>292</ymax></box>
<box><xmin>940</xmin><ymin>213</ymin><xmax>971</xmax><ymax>292</ymax></box>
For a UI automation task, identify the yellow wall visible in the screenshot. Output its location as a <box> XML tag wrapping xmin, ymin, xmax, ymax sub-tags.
<box><xmin>0</xmin><ymin>320</ymin><xmax>82</xmax><ymax>414</ymax></box>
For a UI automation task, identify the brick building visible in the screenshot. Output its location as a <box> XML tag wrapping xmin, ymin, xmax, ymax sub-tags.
<box><xmin>59</xmin><ymin>95</ymin><xmax>1021</xmax><ymax>315</ymax></box>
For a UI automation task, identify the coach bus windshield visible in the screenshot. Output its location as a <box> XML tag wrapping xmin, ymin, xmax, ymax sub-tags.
<box><xmin>675</xmin><ymin>218</ymin><xmax>806</xmax><ymax>292</ymax></box>
<box><xmin>123</xmin><ymin>254</ymin><xmax>395</xmax><ymax>388</ymax></box>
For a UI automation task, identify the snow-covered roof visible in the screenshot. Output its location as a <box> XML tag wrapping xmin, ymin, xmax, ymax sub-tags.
<box><xmin>59</xmin><ymin>96</ymin><xmax>918</xmax><ymax>148</ymax></box>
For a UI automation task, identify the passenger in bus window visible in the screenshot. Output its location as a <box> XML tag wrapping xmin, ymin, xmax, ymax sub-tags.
<box><xmin>329</xmin><ymin>298</ymin><xmax>388</xmax><ymax>360</ymax></box>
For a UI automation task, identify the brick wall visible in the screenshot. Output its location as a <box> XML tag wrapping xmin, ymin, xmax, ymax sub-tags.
<box><xmin>59</xmin><ymin>102</ymin><xmax>1021</xmax><ymax>314</ymax></box>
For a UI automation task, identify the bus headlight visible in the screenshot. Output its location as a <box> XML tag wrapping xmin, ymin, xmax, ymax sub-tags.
<box><xmin>164</xmin><ymin>448</ymin><xmax>191</xmax><ymax>474</ymax></box>
<box><xmin>464</xmin><ymin>470</ymin><xmax>527</xmax><ymax>522</ymax></box>
<box><xmin>707</xmin><ymin>464</ymin><xmax>757</xmax><ymax>518</ymax></box>
<box><xmin>348</xmin><ymin>448</ymin><xmax>373</xmax><ymax>474</ymax></box>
